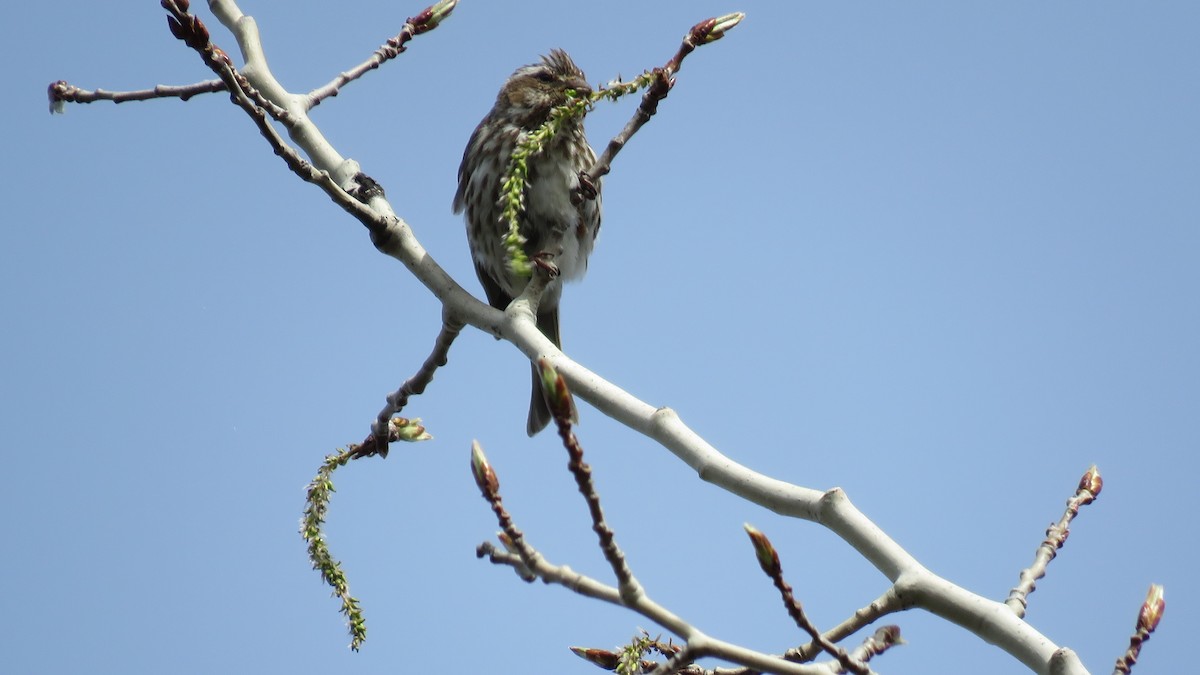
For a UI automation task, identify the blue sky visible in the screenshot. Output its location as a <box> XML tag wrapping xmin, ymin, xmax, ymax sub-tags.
<box><xmin>4</xmin><ymin>2</ymin><xmax>1196</xmax><ymax>673</ymax></box>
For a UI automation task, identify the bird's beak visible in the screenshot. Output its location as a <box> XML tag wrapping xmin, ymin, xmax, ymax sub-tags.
<box><xmin>568</xmin><ymin>78</ymin><xmax>592</xmax><ymax>98</ymax></box>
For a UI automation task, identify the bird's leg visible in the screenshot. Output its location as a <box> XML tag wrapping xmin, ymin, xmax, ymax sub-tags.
<box><xmin>571</xmin><ymin>170</ymin><xmax>598</xmax><ymax>205</ymax></box>
<box><xmin>532</xmin><ymin>249</ymin><xmax>560</xmax><ymax>277</ymax></box>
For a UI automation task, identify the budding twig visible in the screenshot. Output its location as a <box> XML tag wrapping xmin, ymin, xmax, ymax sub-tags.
<box><xmin>470</xmin><ymin>440</ymin><xmax>552</xmax><ymax>580</ymax></box>
<box><xmin>1005</xmin><ymin>465</ymin><xmax>1103</xmax><ymax>616</ymax></box>
<box><xmin>783</xmin><ymin>588</ymin><xmax>905</xmax><ymax>665</ymax></box>
<box><xmin>47</xmin><ymin>79</ymin><xmax>228</xmax><ymax>113</ymax></box>
<box><xmin>586</xmin><ymin>12</ymin><xmax>744</xmax><ymax>184</ymax></box>
<box><xmin>306</xmin><ymin>0</ymin><xmax>457</xmax><ymax>107</ymax></box>
<box><xmin>846</xmin><ymin>626</ymin><xmax>906</xmax><ymax>667</ymax></box>
<box><xmin>539</xmin><ymin>359</ymin><xmax>640</xmax><ymax>598</ymax></box>
<box><xmin>353</xmin><ymin>314</ymin><xmax>462</xmax><ymax>459</ymax></box>
<box><xmin>744</xmin><ymin>525</ymin><xmax>872</xmax><ymax>674</ymax></box>
<box><xmin>49</xmin><ymin>0</ymin><xmax>454</xmax><ymax>114</ymax></box>
<box><xmin>1112</xmin><ymin>584</ymin><xmax>1165</xmax><ymax>674</ymax></box>
<box><xmin>571</xmin><ymin>632</ymin><xmax>702</xmax><ymax>674</ymax></box>
<box><xmin>157</xmin><ymin>1</ymin><xmax>374</xmax><ymax>212</ymax></box>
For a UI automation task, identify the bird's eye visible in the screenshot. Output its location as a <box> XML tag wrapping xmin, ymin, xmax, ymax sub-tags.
<box><xmin>532</xmin><ymin>70</ymin><xmax>557</xmax><ymax>83</ymax></box>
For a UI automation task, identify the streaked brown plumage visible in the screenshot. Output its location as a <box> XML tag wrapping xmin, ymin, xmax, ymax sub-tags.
<box><xmin>453</xmin><ymin>50</ymin><xmax>602</xmax><ymax>435</ymax></box>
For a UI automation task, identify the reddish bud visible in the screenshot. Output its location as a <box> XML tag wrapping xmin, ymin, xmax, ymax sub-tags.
<box><xmin>690</xmin><ymin>18</ymin><xmax>717</xmax><ymax>44</ymax></box>
<box><xmin>569</xmin><ymin>646</ymin><xmax>621</xmax><ymax>670</ymax></box>
<box><xmin>412</xmin><ymin>0</ymin><xmax>456</xmax><ymax>33</ymax></box>
<box><xmin>744</xmin><ymin>524</ymin><xmax>781</xmax><ymax>576</ymax></box>
<box><xmin>1078</xmin><ymin>464</ymin><xmax>1103</xmax><ymax>499</ymax></box>
<box><xmin>47</xmin><ymin>81</ymin><xmax>67</xmax><ymax>114</ymax></box>
<box><xmin>709</xmin><ymin>13</ymin><xmax>746</xmax><ymax>42</ymax></box>
<box><xmin>192</xmin><ymin>15</ymin><xmax>209</xmax><ymax>43</ymax></box>
<box><xmin>210</xmin><ymin>46</ymin><xmax>233</xmax><ymax>67</ymax></box>
<box><xmin>1139</xmin><ymin>584</ymin><xmax>1165</xmax><ymax>632</ymax></box>
<box><xmin>875</xmin><ymin>625</ymin><xmax>905</xmax><ymax>647</ymax></box>
<box><xmin>692</xmin><ymin>12</ymin><xmax>745</xmax><ymax>45</ymax></box>
<box><xmin>470</xmin><ymin>440</ymin><xmax>499</xmax><ymax>496</ymax></box>
<box><xmin>537</xmin><ymin>358</ymin><xmax>578</xmax><ymax>425</ymax></box>
<box><xmin>167</xmin><ymin>15</ymin><xmax>186</xmax><ymax>41</ymax></box>
<box><xmin>497</xmin><ymin>531</ymin><xmax>517</xmax><ymax>555</ymax></box>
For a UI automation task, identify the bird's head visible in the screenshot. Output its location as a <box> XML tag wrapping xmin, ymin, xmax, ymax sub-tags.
<box><xmin>497</xmin><ymin>49</ymin><xmax>591</xmax><ymax>127</ymax></box>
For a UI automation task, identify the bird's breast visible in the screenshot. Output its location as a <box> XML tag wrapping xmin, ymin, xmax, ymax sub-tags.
<box><xmin>525</xmin><ymin>155</ymin><xmax>599</xmax><ymax>281</ymax></box>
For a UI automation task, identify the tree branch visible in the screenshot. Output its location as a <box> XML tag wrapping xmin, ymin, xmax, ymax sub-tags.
<box><xmin>47</xmin><ymin>79</ymin><xmax>226</xmax><ymax>112</ymax></box>
<box><xmin>50</xmin><ymin>3</ymin><xmax>1147</xmax><ymax>673</ymax></box>
<box><xmin>1005</xmin><ymin>466</ymin><xmax>1103</xmax><ymax>616</ymax></box>
<box><xmin>305</xmin><ymin>0</ymin><xmax>457</xmax><ymax>108</ymax></box>
<box><xmin>159</xmin><ymin>4</ymin><xmax>1095</xmax><ymax>672</ymax></box>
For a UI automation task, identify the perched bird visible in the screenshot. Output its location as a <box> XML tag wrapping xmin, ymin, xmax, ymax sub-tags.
<box><xmin>453</xmin><ymin>49</ymin><xmax>602</xmax><ymax>436</ymax></box>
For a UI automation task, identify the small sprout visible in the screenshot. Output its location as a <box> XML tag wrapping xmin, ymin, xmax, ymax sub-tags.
<box><xmin>167</xmin><ymin>15</ymin><xmax>186</xmax><ymax>41</ymax></box>
<box><xmin>390</xmin><ymin>416</ymin><xmax>432</xmax><ymax>442</ymax></box>
<box><xmin>875</xmin><ymin>625</ymin><xmax>906</xmax><ymax>647</ymax></box>
<box><xmin>1078</xmin><ymin>464</ymin><xmax>1103</xmax><ymax>500</ymax></box>
<box><xmin>569</xmin><ymin>646</ymin><xmax>621</xmax><ymax>670</ymax></box>
<box><xmin>616</xmin><ymin>634</ymin><xmax>656</xmax><ymax>674</ymax></box>
<box><xmin>193</xmin><ymin>15</ymin><xmax>210</xmax><ymax>43</ymax></box>
<box><xmin>497</xmin><ymin>531</ymin><xmax>518</xmax><ymax>555</ymax></box>
<box><xmin>856</xmin><ymin>625</ymin><xmax>905</xmax><ymax>661</ymax></box>
<box><xmin>47</xmin><ymin>81</ymin><xmax>66</xmax><ymax>114</ymax></box>
<box><xmin>470</xmin><ymin>440</ymin><xmax>499</xmax><ymax>496</ymax></box>
<box><xmin>1115</xmin><ymin>583</ymin><xmax>1166</xmax><ymax>673</ymax></box>
<box><xmin>1139</xmin><ymin>584</ymin><xmax>1165</xmax><ymax>632</ymax></box>
<box><xmin>744</xmin><ymin>523</ymin><xmax>781</xmax><ymax>576</ymax></box>
<box><xmin>413</xmin><ymin>0</ymin><xmax>457</xmax><ymax>33</ymax></box>
<box><xmin>706</xmin><ymin>12</ymin><xmax>746</xmax><ymax>43</ymax></box>
<box><xmin>537</xmin><ymin>358</ymin><xmax>578</xmax><ymax>424</ymax></box>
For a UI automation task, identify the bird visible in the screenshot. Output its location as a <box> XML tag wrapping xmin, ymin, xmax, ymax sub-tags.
<box><xmin>453</xmin><ymin>49</ymin><xmax>602</xmax><ymax>436</ymax></box>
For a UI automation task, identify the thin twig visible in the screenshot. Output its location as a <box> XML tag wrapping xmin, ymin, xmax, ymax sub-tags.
<box><xmin>47</xmin><ymin>79</ymin><xmax>227</xmax><ymax>112</ymax></box>
<box><xmin>845</xmin><ymin>627</ymin><xmax>905</xmax><ymax>667</ymax></box>
<box><xmin>354</xmin><ymin>314</ymin><xmax>463</xmax><ymax>459</ymax></box>
<box><xmin>571</xmin><ymin>637</ymin><xmax>707</xmax><ymax>675</ymax></box>
<box><xmin>470</xmin><ymin>442</ymin><xmax>544</xmax><ymax>574</ymax></box>
<box><xmin>780</xmin><ymin>589</ymin><xmax>904</xmax><ymax>665</ymax></box>
<box><xmin>647</xmin><ymin>642</ymin><xmax>699</xmax><ymax>675</ymax></box>
<box><xmin>306</xmin><ymin>0</ymin><xmax>457</xmax><ymax>108</ymax></box>
<box><xmin>1005</xmin><ymin>466</ymin><xmax>1103</xmax><ymax>616</ymax></box>
<box><xmin>49</xmin><ymin>1</ymin><xmax>454</xmax><ymax>114</ymax></box>
<box><xmin>745</xmin><ymin>525</ymin><xmax>869</xmax><ymax>674</ymax></box>
<box><xmin>586</xmin><ymin>13</ymin><xmax>743</xmax><ymax>183</ymax></box>
<box><xmin>473</xmin><ymin>483</ymin><xmax>832</xmax><ymax>675</ymax></box>
<box><xmin>159</xmin><ymin>0</ymin><xmax>398</xmax><ymax>243</ymax></box>
<box><xmin>497</xmin><ymin>13</ymin><xmax>744</xmax><ymax>277</ymax></box>
<box><xmin>538</xmin><ymin>359</ymin><xmax>640</xmax><ymax>598</ymax></box>
<box><xmin>1112</xmin><ymin>584</ymin><xmax>1164</xmax><ymax>674</ymax></box>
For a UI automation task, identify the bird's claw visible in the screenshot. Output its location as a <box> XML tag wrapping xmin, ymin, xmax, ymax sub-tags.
<box><xmin>533</xmin><ymin>251</ymin><xmax>560</xmax><ymax>278</ymax></box>
<box><xmin>572</xmin><ymin>171</ymin><xmax>598</xmax><ymax>204</ymax></box>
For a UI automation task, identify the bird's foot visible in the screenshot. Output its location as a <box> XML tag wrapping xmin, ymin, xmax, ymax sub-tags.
<box><xmin>572</xmin><ymin>170</ymin><xmax>598</xmax><ymax>204</ymax></box>
<box><xmin>532</xmin><ymin>250</ymin><xmax>560</xmax><ymax>278</ymax></box>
